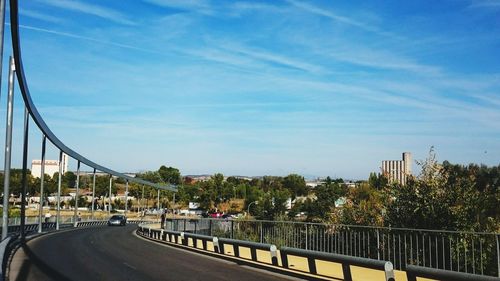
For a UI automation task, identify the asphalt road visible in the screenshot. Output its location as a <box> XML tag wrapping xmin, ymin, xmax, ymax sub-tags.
<box><xmin>9</xmin><ymin>225</ymin><xmax>294</xmax><ymax>281</ymax></box>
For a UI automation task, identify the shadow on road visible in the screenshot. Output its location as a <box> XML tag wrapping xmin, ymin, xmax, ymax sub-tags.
<box><xmin>13</xmin><ymin>243</ymin><xmax>71</xmax><ymax>281</ymax></box>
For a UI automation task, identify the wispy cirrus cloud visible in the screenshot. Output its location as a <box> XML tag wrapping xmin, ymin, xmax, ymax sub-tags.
<box><xmin>469</xmin><ymin>0</ymin><xmax>500</xmax><ymax>8</ymax></box>
<box><xmin>327</xmin><ymin>47</ymin><xmax>442</xmax><ymax>76</ymax></box>
<box><xmin>42</xmin><ymin>0</ymin><xmax>136</xmax><ymax>25</ymax></box>
<box><xmin>217</xmin><ymin>43</ymin><xmax>324</xmax><ymax>74</ymax></box>
<box><xmin>17</xmin><ymin>24</ymin><xmax>162</xmax><ymax>54</ymax></box>
<box><xmin>20</xmin><ymin>10</ymin><xmax>64</xmax><ymax>24</ymax></box>
<box><xmin>173</xmin><ymin>40</ymin><xmax>324</xmax><ymax>74</ymax></box>
<box><xmin>143</xmin><ymin>0</ymin><xmax>213</xmax><ymax>15</ymax></box>
<box><xmin>228</xmin><ymin>2</ymin><xmax>285</xmax><ymax>16</ymax></box>
<box><xmin>285</xmin><ymin>0</ymin><xmax>404</xmax><ymax>40</ymax></box>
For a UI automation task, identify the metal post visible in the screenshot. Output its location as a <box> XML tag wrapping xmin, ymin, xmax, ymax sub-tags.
<box><xmin>125</xmin><ymin>180</ymin><xmax>128</xmax><ymax>215</ymax></box>
<box><xmin>73</xmin><ymin>161</ymin><xmax>80</xmax><ymax>227</ymax></box>
<box><xmin>108</xmin><ymin>176</ymin><xmax>112</xmax><ymax>215</ymax></box>
<box><xmin>305</xmin><ymin>223</ymin><xmax>308</xmax><ymax>250</ymax></box>
<box><xmin>172</xmin><ymin>192</ymin><xmax>176</xmax><ymax>219</ymax></box>
<box><xmin>141</xmin><ymin>185</ymin><xmax>144</xmax><ymax>214</ymax></box>
<box><xmin>157</xmin><ymin>189</ymin><xmax>160</xmax><ymax>209</ymax></box>
<box><xmin>0</xmin><ymin>0</ymin><xmax>6</xmax><ymax>100</ymax></box>
<box><xmin>260</xmin><ymin>221</ymin><xmax>263</xmax><ymax>243</ymax></box>
<box><xmin>496</xmin><ymin>235</ymin><xmax>499</xmax><ymax>277</ymax></box>
<box><xmin>91</xmin><ymin>168</ymin><xmax>96</xmax><ymax>220</ymax></box>
<box><xmin>56</xmin><ymin>151</ymin><xmax>63</xmax><ymax>230</ymax></box>
<box><xmin>1</xmin><ymin>56</ymin><xmax>15</xmax><ymax>241</ymax></box>
<box><xmin>20</xmin><ymin>107</ymin><xmax>29</xmax><ymax>240</ymax></box>
<box><xmin>377</xmin><ymin>229</ymin><xmax>381</xmax><ymax>260</ymax></box>
<box><xmin>38</xmin><ymin>135</ymin><xmax>46</xmax><ymax>233</ymax></box>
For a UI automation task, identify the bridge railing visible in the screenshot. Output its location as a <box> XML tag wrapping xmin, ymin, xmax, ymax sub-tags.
<box><xmin>0</xmin><ymin>0</ymin><xmax>176</xmax><ymax>243</ymax></box>
<box><xmin>164</xmin><ymin>217</ymin><xmax>500</xmax><ymax>277</ymax></box>
<box><xmin>138</xmin><ymin>222</ymin><xmax>396</xmax><ymax>281</ymax></box>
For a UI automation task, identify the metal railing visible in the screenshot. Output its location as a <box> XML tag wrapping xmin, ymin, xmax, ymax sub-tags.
<box><xmin>138</xmin><ymin>223</ymin><xmax>396</xmax><ymax>281</ymax></box>
<box><xmin>0</xmin><ymin>0</ymin><xmax>176</xmax><ymax>242</ymax></box>
<box><xmin>165</xmin><ymin>218</ymin><xmax>500</xmax><ymax>277</ymax></box>
<box><xmin>405</xmin><ymin>265</ymin><xmax>500</xmax><ymax>281</ymax></box>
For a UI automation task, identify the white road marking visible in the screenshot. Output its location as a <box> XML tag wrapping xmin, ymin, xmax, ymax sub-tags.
<box><xmin>123</xmin><ymin>262</ymin><xmax>137</xmax><ymax>270</ymax></box>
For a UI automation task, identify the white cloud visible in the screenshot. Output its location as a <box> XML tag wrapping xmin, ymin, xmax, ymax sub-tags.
<box><xmin>20</xmin><ymin>10</ymin><xmax>64</xmax><ymax>24</ymax></box>
<box><xmin>328</xmin><ymin>47</ymin><xmax>442</xmax><ymax>75</ymax></box>
<box><xmin>18</xmin><ymin>24</ymin><xmax>162</xmax><ymax>55</ymax></box>
<box><xmin>469</xmin><ymin>0</ymin><xmax>500</xmax><ymax>8</ymax></box>
<box><xmin>217</xmin><ymin>43</ymin><xmax>324</xmax><ymax>73</ymax></box>
<box><xmin>42</xmin><ymin>0</ymin><xmax>136</xmax><ymax>25</ymax></box>
<box><xmin>285</xmin><ymin>0</ymin><xmax>403</xmax><ymax>39</ymax></box>
<box><xmin>228</xmin><ymin>2</ymin><xmax>285</xmax><ymax>16</ymax></box>
<box><xmin>143</xmin><ymin>0</ymin><xmax>213</xmax><ymax>15</ymax></box>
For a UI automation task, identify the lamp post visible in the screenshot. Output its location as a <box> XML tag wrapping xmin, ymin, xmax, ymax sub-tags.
<box><xmin>247</xmin><ymin>201</ymin><xmax>258</xmax><ymax>218</ymax></box>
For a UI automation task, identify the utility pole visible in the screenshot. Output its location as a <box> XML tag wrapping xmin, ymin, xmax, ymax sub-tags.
<box><xmin>2</xmin><ymin>56</ymin><xmax>15</xmax><ymax>240</ymax></box>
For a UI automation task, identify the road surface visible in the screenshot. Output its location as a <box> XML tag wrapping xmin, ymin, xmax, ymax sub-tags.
<box><xmin>9</xmin><ymin>225</ymin><xmax>296</xmax><ymax>281</ymax></box>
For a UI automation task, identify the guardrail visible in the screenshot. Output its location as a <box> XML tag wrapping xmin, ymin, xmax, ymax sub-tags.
<box><xmin>280</xmin><ymin>246</ymin><xmax>394</xmax><ymax>281</ymax></box>
<box><xmin>138</xmin><ymin>223</ymin><xmax>396</xmax><ymax>281</ymax></box>
<box><xmin>217</xmin><ymin>237</ymin><xmax>279</xmax><ymax>266</ymax></box>
<box><xmin>183</xmin><ymin>232</ymin><xmax>213</xmax><ymax>251</ymax></box>
<box><xmin>405</xmin><ymin>265</ymin><xmax>500</xmax><ymax>281</ymax></box>
<box><xmin>0</xmin><ymin>237</ymin><xmax>14</xmax><ymax>281</ymax></box>
<box><xmin>165</xmin><ymin>217</ymin><xmax>500</xmax><ymax>277</ymax></box>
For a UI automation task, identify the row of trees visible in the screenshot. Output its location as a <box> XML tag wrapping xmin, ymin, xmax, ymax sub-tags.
<box><xmin>0</xmin><ymin>170</ymin><xmax>117</xmax><ymax>202</ymax></box>
<box><xmin>137</xmin><ymin>151</ymin><xmax>498</xmax><ymax>233</ymax></box>
<box><xmin>1</xmin><ymin>152</ymin><xmax>497</xmax><ymax>233</ymax></box>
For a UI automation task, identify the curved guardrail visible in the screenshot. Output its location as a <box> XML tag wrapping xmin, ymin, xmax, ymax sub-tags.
<box><xmin>8</xmin><ymin>0</ymin><xmax>175</xmax><ymax>192</ymax></box>
<box><xmin>406</xmin><ymin>265</ymin><xmax>500</xmax><ymax>281</ymax></box>
<box><xmin>137</xmin><ymin>223</ymin><xmax>395</xmax><ymax>281</ymax></box>
<box><xmin>280</xmin><ymin>246</ymin><xmax>394</xmax><ymax>281</ymax></box>
<box><xmin>138</xmin><ymin>222</ymin><xmax>500</xmax><ymax>281</ymax></box>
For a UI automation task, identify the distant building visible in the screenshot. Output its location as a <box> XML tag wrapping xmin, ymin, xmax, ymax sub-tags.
<box><xmin>381</xmin><ymin>152</ymin><xmax>412</xmax><ymax>185</ymax></box>
<box><xmin>31</xmin><ymin>153</ymin><xmax>69</xmax><ymax>178</ymax></box>
<box><xmin>305</xmin><ymin>180</ymin><xmax>321</xmax><ymax>188</ymax></box>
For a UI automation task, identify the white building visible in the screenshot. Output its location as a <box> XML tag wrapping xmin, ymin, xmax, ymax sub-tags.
<box><xmin>31</xmin><ymin>153</ymin><xmax>69</xmax><ymax>178</ymax></box>
<box><xmin>381</xmin><ymin>152</ymin><xmax>412</xmax><ymax>185</ymax></box>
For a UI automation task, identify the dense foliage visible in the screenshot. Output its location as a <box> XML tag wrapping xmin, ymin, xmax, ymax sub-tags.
<box><xmin>2</xmin><ymin>150</ymin><xmax>498</xmax><ymax>233</ymax></box>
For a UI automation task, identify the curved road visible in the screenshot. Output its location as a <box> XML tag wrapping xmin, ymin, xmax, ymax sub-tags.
<box><xmin>9</xmin><ymin>225</ymin><xmax>296</xmax><ymax>281</ymax></box>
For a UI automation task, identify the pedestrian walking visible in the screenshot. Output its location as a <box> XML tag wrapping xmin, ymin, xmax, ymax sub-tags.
<box><xmin>44</xmin><ymin>212</ymin><xmax>51</xmax><ymax>223</ymax></box>
<box><xmin>160</xmin><ymin>211</ymin><xmax>166</xmax><ymax>229</ymax></box>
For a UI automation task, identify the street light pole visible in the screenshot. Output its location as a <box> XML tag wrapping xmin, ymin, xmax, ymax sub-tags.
<box><xmin>247</xmin><ymin>201</ymin><xmax>258</xmax><ymax>218</ymax></box>
<box><xmin>2</xmin><ymin>56</ymin><xmax>15</xmax><ymax>240</ymax></box>
<box><xmin>108</xmin><ymin>175</ymin><xmax>112</xmax><ymax>215</ymax></box>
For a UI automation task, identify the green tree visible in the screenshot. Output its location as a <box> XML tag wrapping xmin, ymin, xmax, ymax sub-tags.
<box><xmin>63</xmin><ymin>171</ymin><xmax>77</xmax><ymax>188</ymax></box>
<box><xmin>137</xmin><ymin>171</ymin><xmax>162</xmax><ymax>183</ymax></box>
<box><xmin>158</xmin><ymin>165</ymin><xmax>181</xmax><ymax>185</ymax></box>
<box><xmin>384</xmin><ymin>148</ymin><xmax>500</xmax><ymax>232</ymax></box>
<box><xmin>255</xmin><ymin>188</ymin><xmax>291</xmax><ymax>220</ymax></box>
<box><xmin>305</xmin><ymin>177</ymin><xmax>346</xmax><ymax>222</ymax></box>
<box><xmin>340</xmin><ymin>182</ymin><xmax>386</xmax><ymax>226</ymax></box>
<box><xmin>368</xmin><ymin>173</ymin><xmax>388</xmax><ymax>190</ymax></box>
<box><xmin>94</xmin><ymin>175</ymin><xmax>116</xmax><ymax>197</ymax></box>
<box><xmin>211</xmin><ymin>173</ymin><xmax>225</xmax><ymax>205</ymax></box>
<box><xmin>177</xmin><ymin>184</ymin><xmax>200</xmax><ymax>204</ymax></box>
<box><xmin>283</xmin><ymin>174</ymin><xmax>308</xmax><ymax>198</ymax></box>
<box><xmin>234</xmin><ymin>183</ymin><xmax>249</xmax><ymax>199</ymax></box>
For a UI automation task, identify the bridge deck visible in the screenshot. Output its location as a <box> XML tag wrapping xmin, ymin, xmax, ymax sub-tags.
<box><xmin>8</xmin><ymin>225</ymin><xmax>292</xmax><ymax>281</ymax></box>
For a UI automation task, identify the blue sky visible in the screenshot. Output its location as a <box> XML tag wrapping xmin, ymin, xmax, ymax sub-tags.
<box><xmin>1</xmin><ymin>0</ymin><xmax>499</xmax><ymax>179</ymax></box>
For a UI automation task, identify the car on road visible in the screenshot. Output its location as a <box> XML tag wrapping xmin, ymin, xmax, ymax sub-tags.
<box><xmin>209</xmin><ymin>212</ymin><xmax>223</xmax><ymax>218</ymax></box>
<box><xmin>107</xmin><ymin>215</ymin><xmax>127</xmax><ymax>226</ymax></box>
